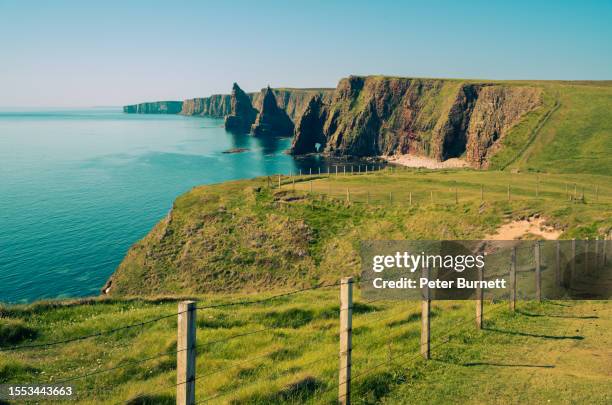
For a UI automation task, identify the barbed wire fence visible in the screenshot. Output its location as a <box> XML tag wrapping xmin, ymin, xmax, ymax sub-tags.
<box><xmin>272</xmin><ymin>164</ymin><xmax>610</xmax><ymax>207</ymax></box>
<box><xmin>2</xmin><ymin>242</ymin><xmax>608</xmax><ymax>405</ymax></box>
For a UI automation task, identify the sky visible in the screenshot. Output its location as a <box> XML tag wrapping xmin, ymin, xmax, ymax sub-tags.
<box><xmin>0</xmin><ymin>0</ymin><xmax>611</xmax><ymax>107</ymax></box>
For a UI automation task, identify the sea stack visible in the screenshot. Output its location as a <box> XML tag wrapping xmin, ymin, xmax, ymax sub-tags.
<box><xmin>290</xmin><ymin>95</ymin><xmax>327</xmax><ymax>154</ymax></box>
<box><xmin>224</xmin><ymin>83</ymin><xmax>258</xmax><ymax>133</ymax></box>
<box><xmin>250</xmin><ymin>86</ymin><xmax>294</xmax><ymax>137</ymax></box>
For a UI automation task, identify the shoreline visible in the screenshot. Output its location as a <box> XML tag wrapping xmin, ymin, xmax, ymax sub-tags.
<box><xmin>384</xmin><ymin>154</ymin><xmax>469</xmax><ymax>169</ymax></box>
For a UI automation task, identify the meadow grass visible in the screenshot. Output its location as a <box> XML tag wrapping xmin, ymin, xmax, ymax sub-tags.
<box><xmin>1</xmin><ymin>291</ymin><xmax>609</xmax><ymax>404</ymax></box>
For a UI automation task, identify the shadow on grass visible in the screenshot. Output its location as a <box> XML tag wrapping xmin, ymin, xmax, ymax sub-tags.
<box><xmin>462</xmin><ymin>362</ymin><xmax>555</xmax><ymax>368</ymax></box>
<box><xmin>126</xmin><ymin>393</ymin><xmax>174</xmax><ymax>405</ymax></box>
<box><xmin>516</xmin><ymin>309</ymin><xmax>598</xmax><ymax>319</ymax></box>
<box><xmin>387</xmin><ymin>310</ymin><xmax>437</xmax><ymax>328</ymax></box>
<box><xmin>484</xmin><ymin>327</ymin><xmax>584</xmax><ymax>340</ymax></box>
<box><xmin>242</xmin><ymin>376</ymin><xmax>323</xmax><ymax>404</ymax></box>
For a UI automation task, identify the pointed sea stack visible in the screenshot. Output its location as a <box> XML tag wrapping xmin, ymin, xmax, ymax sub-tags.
<box><xmin>250</xmin><ymin>86</ymin><xmax>294</xmax><ymax>137</ymax></box>
<box><xmin>224</xmin><ymin>83</ymin><xmax>258</xmax><ymax>133</ymax></box>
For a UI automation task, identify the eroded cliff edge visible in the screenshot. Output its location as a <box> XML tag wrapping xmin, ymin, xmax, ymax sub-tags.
<box><xmin>290</xmin><ymin>76</ymin><xmax>543</xmax><ymax>167</ymax></box>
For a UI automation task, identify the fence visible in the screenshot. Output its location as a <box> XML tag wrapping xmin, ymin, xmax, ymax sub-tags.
<box><xmin>2</xmin><ymin>239</ymin><xmax>609</xmax><ymax>404</ymax></box>
<box><xmin>271</xmin><ymin>165</ymin><xmax>610</xmax><ymax>206</ymax></box>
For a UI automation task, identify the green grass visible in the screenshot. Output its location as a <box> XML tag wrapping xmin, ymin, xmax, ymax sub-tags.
<box><xmin>108</xmin><ymin>168</ymin><xmax>611</xmax><ymax>297</ymax></box>
<box><xmin>501</xmin><ymin>83</ymin><xmax>612</xmax><ymax>175</ymax></box>
<box><xmin>1</xmin><ymin>293</ymin><xmax>609</xmax><ymax>404</ymax></box>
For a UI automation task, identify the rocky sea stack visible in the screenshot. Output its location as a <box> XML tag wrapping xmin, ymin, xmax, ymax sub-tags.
<box><xmin>224</xmin><ymin>83</ymin><xmax>258</xmax><ymax>133</ymax></box>
<box><xmin>250</xmin><ymin>86</ymin><xmax>295</xmax><ymax>137</ymax></box>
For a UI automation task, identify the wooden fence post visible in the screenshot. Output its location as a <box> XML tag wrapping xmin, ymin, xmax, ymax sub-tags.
<box><xmin>510</xmin><ymin>247</ymin><xmax>517</xmax><ymax>312</ymax></box>
<box><xmin>309</xmin><ymin>167</ymin><xmax>312</xmax><ymax>176</ymax></box>
<box><xmin>574</xmin><ymin>184</ymin><xmax>577</xmax><ymax>200</ymax></box>
<box><xmin>367</xmin><ymin>191</ymin><xmax>370</xmax><ymax>205</ymax></box>
<box><xmin>536</xmin><ymin>174</ymin><xmax>539</xmax><ymax>198</ymax></box>
<box><xmin>177</xmin><ymin>301</ymin><xmax>196</xmax><ymax>405</ymax></box>
<box><xmin>535</xmin><ymin>241</ymin><xmax>541</xmax><ymax>302</ymax></box>
<box><xmin>507</xmin><ymin>184</ymin><xmax>511</xmax><ymax>201</ymax></box>
<box><xmin>480</xmin><ymin>184</ymin><xmax>484</xmax><ymax>202</ymax></box>
<box><xmin>421</xmin><ymin>267</ymin><xmax>431</xmax><ymax>359</ymax></box>
<box><xmin>476</xmin><ymin>265</ymin><xmax>484</xmax><ymax>329</ymax></box>
<box><xmin>389</xmin><ymin>192</ymin><xmax>392</xmax><ymax>204</ymax></box>
<box><xmin>409</xmin><ymin>192</ymin><xmax>412</xmax><ymax>206</ymax></box>
<box><xmin>430</xmin><ymin>191</ymin><xmax>434</xmax><ymax>204</ymax></box>
<box><xmin>338</xmin><ymin>277</ymin><xmax>353</xmax><ymax>405</ymax></box>
<box><xmin>455</xmin><ymin>187</ymin><xmax>458</xmax><ymax>204</ymax></box>
<box><xmin>346</xmin><ymin>188</ymin><xmax>350</xmax><ymax>203</ymax></box>
<box><xmin>310</xmin><ymin>180</ymin><xmax>313</xmax><ymax>193</ymax></box>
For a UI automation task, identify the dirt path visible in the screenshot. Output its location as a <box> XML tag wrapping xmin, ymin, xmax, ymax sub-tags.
<box><xmin>486</xmin><ymin>216</ymin><xmax>562</xmax><ymax>240</ymax></box>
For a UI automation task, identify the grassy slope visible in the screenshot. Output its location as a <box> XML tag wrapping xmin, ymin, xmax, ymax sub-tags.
<box><xmin>489</xmin><ymin>82</ymin><xmax>612</xmax><ymax>175</ymax></box>
<box><xmin>109</xmin><ymin>169</ymin><xmax>611</xmax><ymax>297</ymax></box>
<box><xmin>1</xmin><ymin>294</ymin><xmax>610</xmax><ymax>404</ymax></box>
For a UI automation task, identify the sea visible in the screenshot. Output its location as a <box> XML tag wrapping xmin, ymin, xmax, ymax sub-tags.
<box><xmin>0</xmin><ymin>108</ymin><xmax>359</xmax><ymax>303</ymax></box>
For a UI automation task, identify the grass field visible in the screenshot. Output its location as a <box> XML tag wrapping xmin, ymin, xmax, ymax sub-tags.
<box><xmin>1</xmin><ymin>290</ymin><xmax>610</xmax><ymax>404</ymax></box>
<box><xmin>106</xmin><ymin>167</ymin><xmax>611</xmax><ymax>297</ymax></box>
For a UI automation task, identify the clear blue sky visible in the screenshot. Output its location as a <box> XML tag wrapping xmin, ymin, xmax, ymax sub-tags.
<box><xmin>1</xmin><ymin>0</ymin><xmax>610</xmax><ymax>107</ymax></box>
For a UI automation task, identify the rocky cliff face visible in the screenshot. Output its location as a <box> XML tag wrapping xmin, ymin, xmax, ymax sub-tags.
<box><xmin>123</xmin><ymin>87</ymin><xmax>334</xmax><ymax>133</ymax></box>
<box><xmin>290</xmin><ymin>76</ymin><xmax>542</xmax><ymax>167</ymax></box>
<box><xmin>250</xmin><ymin>86</ymin><xmax>295</xmax><ymax>137</ymax></box>
<box><xmin>123</xmin><ymin>101</ymin><xmax>183</xmax><ymax>114</ymax></box>
<box><xmin>180</xmin><ymin>95</ymin><xmax>231</xmax><ymax>117</ymax></box>
<box><xmin>250</xmin><ymin>88</ymin><xmax>333</xmax><ymax>122</ymax></box>
<box><xmin>224</xmin><ymin>83</ymin><xmax>259</xmax><ymax>133</ymax></box>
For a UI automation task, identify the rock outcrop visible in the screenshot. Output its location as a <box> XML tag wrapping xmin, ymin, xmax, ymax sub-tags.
<box><xmin>290</xmin><ymin>76</ymin><xmax>542</xmax><ymax>167</ymax></box>
<box><xmin>123</xmin><ymin>101</ymin><xmax>183</xmax><ymax>114</ymax></box>
<box><xmin>224</xmin><ymin>83</ymin><xmax>258</xmax><ymax>133</ymax></box>
<box><xmin>123</xmin><ymin>87</ymin><xmax>334</xmax><ymax>134</ymax></box>
<box><xmin>250</xmin><ymin>86</ymin><xmax>295</xmax><ymax>137</ymax></box>
<box><xmin>250</xmin><ymin>88</ymin><xmax>333</xmax><ymax>122</ymax></box>
<box><xmin>290</xmin><ymin>95</ymin><xmax>327</xmax><ymax>154</ymax></box>
<box><xmin>180</xmin><ymin>95</ymin><xmax>231</xmax><ymax>117</ymax></box>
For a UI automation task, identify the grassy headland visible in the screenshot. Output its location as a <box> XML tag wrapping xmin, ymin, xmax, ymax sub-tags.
<box><xmin>107</xmin><ymin>169</ymin><xmax>611</xmax><ymax>297</ymax></box>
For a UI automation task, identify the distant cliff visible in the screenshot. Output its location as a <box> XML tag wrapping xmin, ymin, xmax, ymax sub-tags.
<box><xmin>250</xmin><ymin>88</ymin><xmax>333</xmax><ymax>122</ymax></box>
<box><xmin>124</xmin><ymin>87</ymin><xmax>333</xmax><ymax>125</ymax></box>
<box><xmin>180</xmin><ymin>95</ymin><xmax>231</xmax><ymax>117</ymax></box>
<box><xmin>123</xmin><ymin>101</ymin><xmax>183</xmax><ymax>114</ymax></box>
<box><xmin>290</xmin><ymin>76</ymin><xmax>543</xmax><ymax>167</ymax></box>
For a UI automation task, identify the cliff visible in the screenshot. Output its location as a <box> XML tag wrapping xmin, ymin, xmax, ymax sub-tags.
<box><xmin>180</xmin><ymin>94</ymin><xmax>231</xmax><ymax>118</ymax></box>
<box><xmin>122</xmin><ymin>101</ymin><xmax>183</xmax><ymax>114</ymax></box>
<box><xmin>224</xmin><ymin>83</ymin><xmax>258</xmax><ymax>133</ymax></box>
<box><xmin>250</xmin><ymin>86</ymin><xmax>295</xmax><ymax>137</ymax></box>
<box><xmin>290</xmin><ymin>76</ymin><xmax>543</xmax><ymax>167</ymax></box>
<box><xmin>250</xmin><ymin>88</ymin><xmax>333</xmax><ymax>122</ymax></box>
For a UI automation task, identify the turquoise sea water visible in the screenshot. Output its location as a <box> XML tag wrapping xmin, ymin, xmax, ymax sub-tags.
<box><xmin>0</xmin><ymin>108</ymin><xmax>344</xmax><ymax>303</ymax></box>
